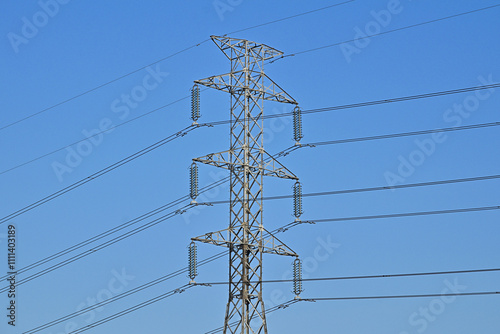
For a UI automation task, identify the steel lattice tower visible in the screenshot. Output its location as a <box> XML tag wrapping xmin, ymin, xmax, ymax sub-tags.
<box><xmin>190</xmin><ymin>36</ymin><xmax>299</xmax><ymax>334</ymax></box>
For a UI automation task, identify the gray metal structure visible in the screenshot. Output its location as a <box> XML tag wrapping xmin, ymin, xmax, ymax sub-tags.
<box><xmin>190</xmin><ymin>36</ymin><xmax>300</xmax><ymax>334</ymax></box>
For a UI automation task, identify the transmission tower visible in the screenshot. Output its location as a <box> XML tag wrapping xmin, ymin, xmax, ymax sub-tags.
<box><xmin>189</xmin><ymin>36</ymin><xmax>302</xmax><ymax>333</ymax></box>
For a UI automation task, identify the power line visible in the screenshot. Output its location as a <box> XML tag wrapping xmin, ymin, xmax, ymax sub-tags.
<box><xmin>0</xmin><ymin>205</ymin><xmax>193</xmax><ymax>294</ymax></box>
<box><xmin>0</xmin><ymin>135</ymin><xmax>303</xmax><ymax>293</ymax></box>
<box><xmin>275</xmin><ymin>4</ymin><xmax>500</xmax><ymax>60</ymax></box>
<box><xmin>5</xmin><ymin>80</ymin><xmax>484</xmax><ymax>244</ymax></box>
<box><xmin>0</xmin><ymin>178</ymin><xmax>227</xmax><ymax>283</ymax></box>
<box><xmin>2</xmin><ymin>4</ymin><xmax>497</xmax><ymax>239</ymax></box>
<box><xmin>14</xmin><ymin>200</ymin><xmax>500</xmax><ymax>329</ymax></box>
<box><xmin>198</xmin><ymin>267</ymin><xmax>500</xmax><ymax>285</ymax></box>
<box><xmin>0</xmin><ymin>125</ymin><xmax>200</xmax><ymax>226</ymax></box>
<box><xmin>26</xmin><ymin>219</ymin><xmax>297</xmax><ymax>332</ymax></box>
<box><xmin>0</xmin><ymin>137</ymin><xmax>294</xmax><ymax>283</ymax></box>
<box><xmin>0</xmin><ymin>42</ymin><xmax>209</xmax><ymax>132</ymax></box>
<box><xmin>202</xmin><ymin>83</ymin><xmax>500</xmax><ymax>126</ymax></box>
<box><xmin>200</xmin><ymin>173</ymin><xmax>500</xmax><ymax>205</ymax></box>
<box><xmin>6</xmin><ymin>200</ymin><xmax>496</xmax><ymax>295</ymax></box>
<box><xmin>68</xmin><ymin>284</ymin><xmax>195</xmax><ymax>334</ymax></box>
<box><xmin>205</xmin><ymin>300</ymin><xmax>300</xmax><ymax>334</ymax></box>
<box><xmin>209</xmin><ymin>291</ymin><xmax>500</xmax><ymax>333</ymax></box>
<box><xmin>0</xmin><ymin>146</ymin><xmax>296</xmax><ymax>285</ymax></box>
<box><xmin>271</xmin><ymin>174</ymin><xmax>500</xmax><ymax>200</ymax></box>
<box><xmin>4</xmin><ymin>116</ymin><xmax>497</xmax><ymax>290</ymax></box>
<box><xmin>8</xmin><ymin>171</ymin><xmax>497</xmax><ymax>290</ymax></box>
<box><xmin>3</xmin><ymin>138</ymin><xmax>498</xmax><ymax>288</ymax></box>
<box><xmin>277</xmin><ymin>204</ymin><xmax>500</xmax><ymax>232</ymax></box>
<box><xmin>205</xmin><ymin>291</ymin><xmax>500</xmax><ymax>333</ymax></box>
<box><xmin>0</xmin><ymin>92</ymin><xmax>199</xmax><ymax>176</ymax></box>
<box><xmin>25</xmin><ymin>213</ymin><xmax>500</xmax><ymax>332</ymax></box>
<box><xmin>30</xmin><ymin>265</ymin><xmax>500</xmax><ymax>334</ymax></box>
<box><xmin>6</xmin><ymin>195</ymin><xmax>297</xmax><ymax>301</ymax></box>
<box><xmin>4</xmin><ymin>86</ymin><xmax>494</xmax><ymax>297</ymax></box>
<box><xmin>8</xmin><ymin>18</ymin><xmax>491</xmax><ymax>179</ymax></box>
<box><xmin>1</xmin><ymin>1</ymin><xmax>354</xmax><ymax>132</ymax></box>
<box><xmin>303</xmin><ymin>291</ymin><xmax>500</xmax><ymax>302</ymax></box>
<box><xmin>226</xmin><ymin>0</ymin><xmax>354</xmax><ymax>35</ymax></box>
<box><xmin>3</xmin><ymin>81</ymin><xmax>498</xmax><ymax>177</ymax></box>
<box><xmin>26</xmin><ymin>221</ymin><xmax>303</xmax><ymax>333</ymax></box>
<box><xmin>295</xmin><ymin>84</ymin><xmax>500</xmax><ymax>116</ymax></box>
<box><xmin>7</xmin><ymin>112</ymin><xmax>493</xmax><ymax>226</ymax></box>
<box><xmin>71</xmin><ymin>291</ymin><xmax>296</xmax><ymax>334</ymax></box>
<box><xmin>23</xmin><ymin>252</ymin><xmax>226</xmax><ymax>334</ymax></box>
<box><xmin>63</xmin><ymin>200</ymin><xmax>498</xmax><ymax>330</ymax></box>
<box><xmin>307</xmin><ymin>122</ymin><xmax>500</xmax><ymax>147</ymax></box>
<box><xmin>8</xmin><ymin>4</ymin><xmax>498</xmax><ymax>330</ymax></box>
<box><xmin>34</xmin><ymin>265</ymin><xmax>499</xmax><ymax>333</ymax></box>
<box><xmin>312</xmin><ymin>205</ymin><xmax>500</xmax><ymax>223</ymax></box>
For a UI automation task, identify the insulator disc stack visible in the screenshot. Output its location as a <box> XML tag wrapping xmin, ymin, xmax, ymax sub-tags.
<box><xmin>190</xmin><ymin>163</ymin><xmax>199</xmax><ymax>200</ymax></box>
<box><xmin>188</xmin><ymin>242</ymin><xmax>198</xmax><ymax>281</ymax></box>
<box><xmin>293</xmin><ymin>181</ymin><xmax>303</xmax><ymax>218</ymax></box>
<box><xmin>293</xmin><ymin>106</ymin><xmax>303</xmax><ymax>143</ymax></box>
<box><xmin>293</xmin><ymin>258</ymin><xmax>303</xmax><ymax>296</ymax></box>
<box><xmin>191</xmin><ymin>84</ymin><xmax>200</xmax><ymax>122</ymax></box>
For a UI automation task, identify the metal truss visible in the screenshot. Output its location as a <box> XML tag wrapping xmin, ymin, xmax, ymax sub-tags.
<box><xmin>190</xmin><ymin>35</ymin><xmax>299</xmax><ymax>334</ymax></box>
<box><xmin>192</xmin><ymin>226</ymin><xmax>298</xmax><ymax>258</ymax></box>
<box><xmin>193</xmin><ymin>149</ymin><xmax>298</xmax><ymax>180</ymax></box>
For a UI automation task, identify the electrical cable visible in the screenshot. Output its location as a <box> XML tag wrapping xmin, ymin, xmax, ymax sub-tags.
<box><xmin>1</xmin><ymin>1</ymin><xmax>354</xmax><ymax>132</ymax></box>
<box><xmin>226</xmin><ymin>0</ymin><xmax>354</xmax><ymax>35</ymax></box>
<box><xmin>0</xmin><ymin>147</ymin><xmax>293</xmax><ymax>285</ymax></box>
<box><xmin>202</xmin><ymin>83</ymin><xmax>500</xmax><ymax>127</ymax></box>
<box><xmin>312</xmin><ymin>205</ymin><xmax>500</xmax><ymax>223</ymax></box>
<box><xmin>7</xmin><ymin>200</ymin><xmax>495</xmax><ymax>294</ymax></box>
<box><xmin>68</xmin><ymin>284</ymin><xmax>195</xmax><ymax>334</ymax></box>
<box><xmin>8</xmin><ymin>4</ymin><xmax>500</xmax><ymax>331</ymax></box>
<box><xmin>5</xmin><ymin>82</ymin><xmax>498</xmax><ymax>178</ymax></box>
<box><xmin>206</xmin><ymin>289</ymin><xmax>500</xmax><ymax>333</ymax></box>
<box><xmin>3</xmin><ymin>146</ymin><xmax>498</xmax><ymax>291</ymax></box>
<box><xmin>4</xmin><ymin>84</ymin><xmax>496</xmax><ymax>226</ymax></box>
<box><xmin>24</xmin><ymin>210</ymin><xmax>500</xmax><ymax>332</ymax></box>
<box><xmin>273</xmin><ymin>4</ymin><xmax>500</xmax><ymax>60</ymax></box>
<box><xmin>303</xmin><ymin>291</ymin><xmax>500</xmax><ymax>302</ymax></box>
<box><xmin>0</xmin><ymin>204</ymin><xmax>193</xmax><ymax>294</ymax></box>
<box><xmin>307</xmin><ymin>122</ymin><xmax>500</xmax><ymax>147</ymax></box>
<box><xmin>0</xmin><ymin>40</ymin><xmax>209</xmax><ymax>132</ymax></box>
<box><xmin>198</xmin><ymin>267</ymin><xmax>500</xmax><ymax>285</ymax></box>
<box><xmin>0</xmin><ymin>125</ymin><xmax>200</xmax><ymax>226</ymax></box>
<box><xmin>21</xmin><ymin>216</ymin><xmax>314</xmax><ymax>332</ymax></box>
<box><xmin>200</xmin><ymin>174</ymin><xmax>500</xmax><ymax>205</ymax></box>
<box><xmin>0</xmin><ymin>177</ymin><xmax>227</xmax><ymax>283</ymax></box>
<box><xmin>2</xmin><ymin>79</ymin><xmax>497</xmax><ymax>215</ymax></box>
<box><xmin>0</xmin><ymin>91</ymin><xmax>205</xmax><ymax>176</ymax></box>
<box><xmin>23</xmin><ymin>252</ymin><xmax>226</xmax><ymax>334</ymax></box>
<box><xmin>205</xmin><ymin>300</ymin><xmax>300</xmax><ymax>334</ymax></box>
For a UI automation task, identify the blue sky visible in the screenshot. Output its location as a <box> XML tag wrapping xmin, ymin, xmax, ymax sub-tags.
<box><xmin>1</xmin><ymin>0</ymin><xmax>499</xmax><ymax>333</ymax></box>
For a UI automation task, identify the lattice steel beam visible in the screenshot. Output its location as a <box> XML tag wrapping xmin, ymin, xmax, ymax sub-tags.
<box><xmin>190</xmin><ymin>35</ymin><xmax>299</xmax><ymax>334</ymax></box>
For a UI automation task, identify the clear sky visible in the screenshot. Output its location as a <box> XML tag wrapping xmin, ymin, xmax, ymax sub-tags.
<box><xmin>1</xmin><ymin>0</ymin><xmax>499</xmax><ymax>333</ymax></box>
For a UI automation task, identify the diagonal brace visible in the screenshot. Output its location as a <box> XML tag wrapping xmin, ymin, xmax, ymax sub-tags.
<box><xmin>192</xmin><ymin>227</ymin><xmax>298</xmax><ymax>257</ymax></box>
<box><xmin>195</xmin><ymin>71</ymin><xmax>297</xmax><ymax>105</ymax></box>
<box><xmin>193</xmin><ymin>149</ymin><xmax>298</xmax><ymax>180</ymax></box>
